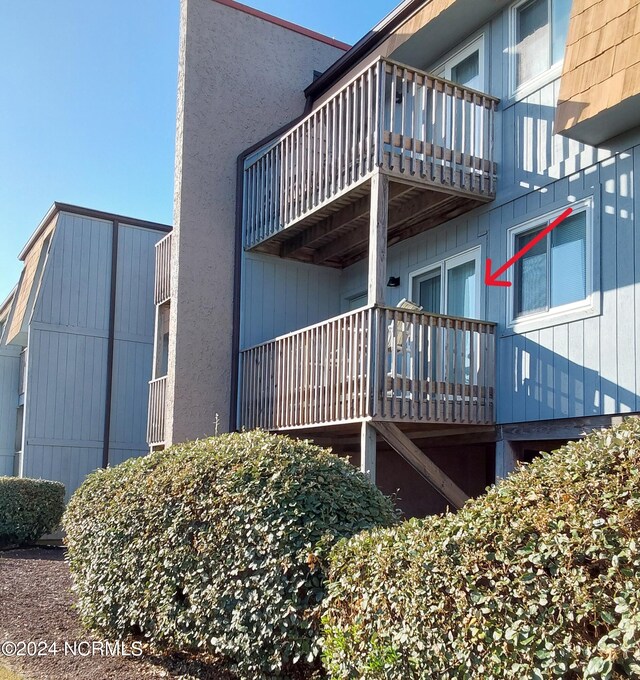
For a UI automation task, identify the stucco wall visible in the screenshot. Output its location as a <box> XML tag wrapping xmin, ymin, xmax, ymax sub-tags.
<box><xmin>168</xmin><ymin>0</ymin><xmax>346</xmax><ymax>443</ymax></box>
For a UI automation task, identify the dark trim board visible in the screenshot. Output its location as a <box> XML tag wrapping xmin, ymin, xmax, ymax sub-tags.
<box><xmin>499</xmin><ymin>414</ymin><xmax>636</xmax><ymax>442</ymax></box>
<box><xmin>102</xmin><ymin>221</ymin><xmax>119</xmax><ymax>469</ymax></box>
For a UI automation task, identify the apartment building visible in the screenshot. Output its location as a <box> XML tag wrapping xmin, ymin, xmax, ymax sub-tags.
<box><xmin>150</xmin><ymin>0</ymin><xmax>640</xmax><ymax>517</ymax></box>
<box><xmin>0</xmin><ymin>204</ymin><xmax>170</xmax><ymax>498</ymax></box>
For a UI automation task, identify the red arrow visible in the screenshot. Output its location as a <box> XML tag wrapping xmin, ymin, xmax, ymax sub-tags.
<box><xmin>485</xmin><ymin>207</ymin><xmax>574</xmax><ymax>287</ymax></box>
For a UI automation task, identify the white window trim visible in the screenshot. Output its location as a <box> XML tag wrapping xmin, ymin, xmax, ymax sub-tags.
<box><xmin>506</xmin><ymin>198</ymin><xmax>595</xmax><ymax>331</ymax></box>
<box><xmin>509</xmin><ymin>0</ymin><xmax>565</xmax><ymax>101</ymax></box>
<box><xmin>433</xmin><ymin>34</ymin><xmax>486</xmax><ymax>92</ymax></box>
<box><xmin>408</xmin><ymin>246</ymin><xmax>482</xmax><ymax>319</ymax></box>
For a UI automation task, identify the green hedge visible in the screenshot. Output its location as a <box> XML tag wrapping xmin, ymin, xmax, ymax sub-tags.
<box><xmin>0</xmin><ymin>477</ymin><xmax>65</xmax><ymax>547</ymax></box>
<box><xmin>64</xmin><ymin>430</ymin><xmax>398</xmax><ymax>678</ymax></box>
<box><xmin>323</xmin><ymin>418</ymin><xmax>640</xmax><ymax>679</ymax></box>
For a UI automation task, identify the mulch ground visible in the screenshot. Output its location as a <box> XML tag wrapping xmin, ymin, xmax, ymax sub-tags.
<box><xmin>0</xmin><ymin>547</ymin><xmax>235</xmax><ymax>680</ymax></box>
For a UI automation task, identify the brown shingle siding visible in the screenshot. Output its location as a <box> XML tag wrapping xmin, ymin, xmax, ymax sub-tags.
<box><xmin>556</xmin><ymin>0</ymin><xmax>640</xmax><ymax>138</ymax></box>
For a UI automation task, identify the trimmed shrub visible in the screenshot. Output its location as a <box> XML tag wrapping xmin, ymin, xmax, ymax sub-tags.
<box><xmin>323</xmin><ymin>418</ymin><xmax>640</xmax><ymax>679</ymax></box>
<box><xmin>0</xmin><ymin>477</ymin><xmax>65</xmax><ymax>547</ymax></box>
<box><xmin>64</xmin><ymin>430</ymin><xmax>398</xmax><ymax>678</ymax></box>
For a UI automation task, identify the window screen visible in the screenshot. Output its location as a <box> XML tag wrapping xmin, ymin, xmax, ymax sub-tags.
<box><xmin>516</xmin><ymin>0</ymin><xmax>549</xmax><ymax>86</ymax></box>
<box><xmin>415</xmin><ymin>272</ymin><xmax>441</xmax><ymax>313</ymax></box>
<box><xmin>550</xmin><ymin>210</ymin><xmax>586</xmax><ymax>307</ymax></box>
<box><xmin>515</xmin><ymin>228</ymin><xmax>547</xmax><ymax>315</ymax></box>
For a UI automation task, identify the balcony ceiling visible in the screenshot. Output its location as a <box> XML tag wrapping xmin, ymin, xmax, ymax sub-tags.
<box><xmin>249</xmin><ymin>178</ymin><xmax>489</xmax><ymax>268</ymax></box>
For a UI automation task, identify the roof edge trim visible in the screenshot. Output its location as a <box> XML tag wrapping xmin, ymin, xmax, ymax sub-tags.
<box><xmin>18</xmin><ymin>202</ymin><xmax>172</xmax><ymax>261</ymax></box>
<box><xmin>211</xmin><ymin>0</ymin><xmax>351</xmax><ymax>51</ymax></box>
<box><xmin>305</xmin><ymin>0</ymin><xmax>424</xmax><ymax>100</ymax></box>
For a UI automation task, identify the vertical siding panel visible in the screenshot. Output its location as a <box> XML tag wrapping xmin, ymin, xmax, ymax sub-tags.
<box><xmin>553</xmin><ymin>325</ymin><xmax>569</xmax><ymax>419</ymax></box>
<box><xmin>511</xmin><ymin>334</ymin><xmax>527</xmax><ymax>422</ymax></box>
<box><xmin>583</xmin><ymin>314</ymin><xmax>601</xmax><ymax>415</ymax></box>
<box><xmin>615</xmin><ymin>152</ymin><xmax>635</xmax><ymax>412</ymax></box>
<box><xmin>600</xmin><ymin>157</ymin><xmax>619</xmax><ymax>413</ymax></box>
<box><xmin>568</xmin><ymin>322</ymin><xmax>585</xmax><ymax>418</ymax></box>
<box><xmin>537</xmin><ymin>327</ymin><xmax>554</xmax><ymax>420</ymax></box>
<box><xmin>524</xmin><ymin>330</ymin><xmax>541</xmax><ymax>422</ymax></box>
<box><xmin>0</xmin><ymin>349</ymin><xmax>20</xmax><ymax>475</ymax></box>
<box><xmin>241</xmin><ymin>253</ymin><xmax>342</xmax><ymax>349</ymax></box>
<box><xmin>635</xmin><ymin>147</ymin><xmax>640</xmax><ymax>410</ymax></box>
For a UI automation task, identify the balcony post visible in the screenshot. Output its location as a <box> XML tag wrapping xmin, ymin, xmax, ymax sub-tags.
<box><xmin>495</xmin><ymin>438</ymin><xmax>517</xmax><ymax>480</ymax></box>
<box><xmin>360</xmin><ymin>421</ymin><xmax>377</xmax><ymax>483</ymax></box>
<box><xmin>367</xmin><ymin>171</ymin><xmax>389</xmax><ymax>306</ymax></box>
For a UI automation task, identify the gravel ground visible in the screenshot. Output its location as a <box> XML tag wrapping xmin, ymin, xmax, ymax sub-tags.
<box><xmin>0</xmin><ymin>548</ymin><xmax>234</xmax><ymax>680</ymax></box>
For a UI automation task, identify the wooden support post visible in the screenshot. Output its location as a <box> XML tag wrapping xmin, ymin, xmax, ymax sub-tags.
<box><xmin>360</xmin><ymin>421</ymin><xmax>377</xmax><ymax>483</ymax></box>
<box><xmin>372</xmin><ymin>421</ymin><xmax>469</xmax><ymax>510</ymax></box>
<box><xmin>495</xmin><ymin>439</ymin><xmax>518</xmax><ymax>480</ymax></box>
<box><xmin>368</xmin><ymin>172</ymin><xmax>389</xmax><ymax>306</ymax></box>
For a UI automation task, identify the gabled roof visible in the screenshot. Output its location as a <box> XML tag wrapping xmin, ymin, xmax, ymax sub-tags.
<box><xmin>18</xmin><ymin>202</ymin><xmax>172</xmax><ymax>261</ymax></box>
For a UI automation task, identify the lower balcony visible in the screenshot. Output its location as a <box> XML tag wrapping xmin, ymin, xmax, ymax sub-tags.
<box><xmin>147</xmin><ymin>376</ymin><xmax>167</xmax><ymax>448</ymax></box>
<box><xmin>239</xmin><ymin>305</ymin><xmax>496</xmax><ymax>431</ymax></box>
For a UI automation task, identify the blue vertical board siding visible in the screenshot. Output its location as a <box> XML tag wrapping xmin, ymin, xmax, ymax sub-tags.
<box><xmin>240</xmin><ymin>252</ymin><xmax>342</xmax><ymax>348</ymax></box>
<box><xmin>635</xmin><ymin>146</ymin><xmax>640</xmax><ymax>411</ymax></box>
<box><xmin>33</xmin><ymin>214</ymin><xmax>111</xmax><ymax>330</ymax></box>
<box><xmin>115</xmin><ymin>225</ymin><xmax>158</xmax><ymax>340</ymax></box>
<box><xmin>0</xmin><ymin>349</ymin><xmax>20</xmax><ymax>476</ymax></box>
<box><xmin>22</xmin><ymin>215</ymin><xmax>161</xmax><ymax>497</ymax></box>
<box><xmin>336</xmin><ymin>144</ymin><xmax>639</xmax><ymax>424</ymax></box>
<box><xmin>25</xmin><ymin>328</ymin><xmax>108</xmax><ymax>444</ymax></box>
<box><xmin>109</xmin><ymin>340</ymin><xmax>153</xmax><ymax>450</ymax></box>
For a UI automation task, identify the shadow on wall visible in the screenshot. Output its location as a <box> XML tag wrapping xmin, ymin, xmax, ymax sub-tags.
<box><xmin>498</xmin><ymin>132</ymin><xmax>637</xmax><ymax>422</ymax></box>
<box><xmin>499</xmin><ymin>337</ymin><xmax>640</xmax><ymax>423</ymax></box>
<box><xmin>509</xmin><ymin>97</ymin><xmax>607</xmax><ymax>188</ymax></box>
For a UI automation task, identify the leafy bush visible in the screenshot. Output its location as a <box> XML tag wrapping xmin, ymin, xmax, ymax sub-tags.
<box><xmin>0</xmin><ymin>477</ymin><xmax>65</xmax><ymax>547</ymax></box>
<box><xmin>64</xmin><ymin>430</ymin><xmax>397</xmax><ymax>678</ymax></box>
<box><xmin>323</xmin><ymin>418</ymin><xmax>640</xmax><ymax>679</ymax></box>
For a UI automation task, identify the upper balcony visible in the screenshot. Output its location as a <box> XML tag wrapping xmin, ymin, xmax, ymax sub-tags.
<box><xmin>243</xmin><ymin>57</ymin><xmax>499</xmax><ymax>267</ymax></box>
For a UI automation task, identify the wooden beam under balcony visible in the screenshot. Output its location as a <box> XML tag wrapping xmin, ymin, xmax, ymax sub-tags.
<box><xmin>312</xmin><ymin>188</ymin><xmax>453</xmax><ymax>265</ymax></box>
<box><xmin>371</xmin><ymin>421</ymin><xmax>470</xmax><ymax>510</ymax></box>
<box><xmin>279</xmin><ymin>182</ymin><xmax>412</xmax><ymax>259</ymax></box>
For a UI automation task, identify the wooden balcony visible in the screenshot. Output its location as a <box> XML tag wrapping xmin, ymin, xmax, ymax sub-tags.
<box><xmin>243</xmin><ymin>58</ymin><xmax>499</xmax><ymax>267</ymax></box>
<box><xmin>239</xmin><ymin>306</ymin><xmax>496</xmax><ymax>431</ymax></box>
<box><xmin>147</xmin><ymin>376</ymin><xmax>167</xmax><ymax>448</ymax></box>
<box><xmin>154</xmin><ymin>232</ymin><xmax>172</xmax><ymax>305</ymax></box>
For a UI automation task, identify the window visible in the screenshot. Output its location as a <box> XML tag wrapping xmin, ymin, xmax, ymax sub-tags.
<box><xmin>433</xmin><ymin>37</ymin><xmax>486</xmax><ymax>158</ymax></box>
<box><xmin>511</xmin><ymin>0</ymin><xmax>571</xmax><ymax>93</ymax></box>
<box><xmin>410</xmin><ymin>248</ymin><xmax>481</xmax><ymax>318</ymax></box>
<box><xmin>434</xmin><ymin>36</ymin><xmax>485</xmax><ymax>92</ymax></box>
<box><xmin>511</xmin><ymin>204</ymin><xmax>591</xmax><ymax>322</ymax></box>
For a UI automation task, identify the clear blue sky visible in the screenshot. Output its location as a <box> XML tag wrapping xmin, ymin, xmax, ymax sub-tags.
<box><xmin>0</xmin><ymin>0</ymin><xmax>398</xmax><ymax>300</ymax></box>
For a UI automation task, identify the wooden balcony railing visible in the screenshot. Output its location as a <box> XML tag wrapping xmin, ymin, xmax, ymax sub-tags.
<box><xmin>243</xmin><ymin>58</ymin><xmax>499</xmax><ymax>250</ymax></box>
<box><xmin>154</xmin><ymin>233</ymin><xmax>172</xmax><ymax>305</ymax></box>
<box><xmin>239</xmin><ymin>306</ymin><xmax>496</xmax><ymax>431</ymax></box>
<box><xmin>147</xmin><ymin>376</ymin><xmax>167</xmax><ymax>447</ymax></box>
